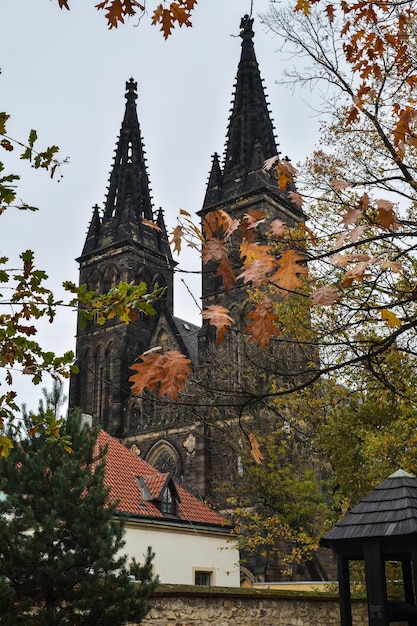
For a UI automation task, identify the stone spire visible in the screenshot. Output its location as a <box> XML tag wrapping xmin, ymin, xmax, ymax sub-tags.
<box><xmin>79</xmin><ymin>79</ymin><xmax>172</xmax><ymax>261</ymax></box>
<box><xmin>203</xmin><ymin>15</ymin><xmax>281</xmax><ymax>209</ymax></box>
<box><xmin>103</xmin><ymin>78</ymin><xmax>153</xmax><ymax>226</ymax></box>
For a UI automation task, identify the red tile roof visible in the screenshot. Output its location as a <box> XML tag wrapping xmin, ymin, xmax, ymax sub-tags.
<box><xmin>97</xmin><ymin>430</ymin><xmax>229</xmax><ymax>527</ymax></box>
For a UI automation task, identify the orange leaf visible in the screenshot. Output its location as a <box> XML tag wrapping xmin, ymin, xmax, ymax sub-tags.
<box><xmin>238</xmin><ymin>243</ymin><xmax>276</xmax><ymax>287</ymax></box>
<box><xmin>142</xmin><ymin>219</ymin><xmax>161</xmax><ymax>231</ymax></box>
<box><xmin>202</xmin><ymin>305</ymin><xmax>234</xmax><ymax>345</ymax></box>
<box><xmin>170</xmin><ymin>224</ymin><xmax>183</xmax><ymax>254</ymax></box>
<box><xmin>277</xmin><ymin>161</ymin><xmax>297</xmax><ymax>192</ymax></box>
<box><xmin>270</xmin><ymin>250</ymin><xmax>308</xmax><ymax>296</ymax></box>
<box><xmin>202</xmin><ymin>239</ymin><xmax>236</xmax><ymax>290</ymax></box>
<box><xmin>248</xmin><ymin>432</ymin><xmax>264</xmax><ymax>465</ymax></box>
<box><xmin>245</xmin><ymin>297</ymin><xmax>280</xmax><ymax>348</ymax></box>
<box><xmin>129</xmin><ymin>350</ymin><xmax>191</xmax><ymax>400</ymax></box>
<box><xmin>203</xmin><ymin>209</ymin><xmax>234</xmax><ymax>239</ymax></box>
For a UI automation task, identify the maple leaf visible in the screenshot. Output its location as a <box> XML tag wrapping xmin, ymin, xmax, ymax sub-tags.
<box><xmin>129</xmin><ymin>350</ymin><xmax>191</xmax><ymax>400</ymax></box>
<box><xmin>270</xmin><ymin>250</ymin><xmax>308</xmax><ymax>296</ymax></box>
<box><xmin>248</xmin><ymin>432</ymin><xmax>264</xmax><ymax>465</ymax></box>
<box><xmin>245</xmin><ymin>297</ymin><xmax>280</xmax><ymax>348</ymax></box>
<box><xmin>311</xmin><ymin>287</ymin><xmax>340</xmax><ymax>305</ymax></box>
<box><xmin>202</xmin><ymin>305</ymin><xmax>234</xmax><ymax>345</ymax></box>
<box><xmin>142</xmin><ymin>219</ymin><xmax>161</xmax><ymax>231</ymax></box>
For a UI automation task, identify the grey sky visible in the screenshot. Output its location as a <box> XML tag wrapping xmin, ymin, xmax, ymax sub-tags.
<box><xmin>1</xmin><ymin>0</ymin><xmax>318</xmax><ymax>412</ymax></box>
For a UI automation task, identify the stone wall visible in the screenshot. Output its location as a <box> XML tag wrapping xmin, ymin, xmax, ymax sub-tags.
<box><xmin>137</xmin><ymin>586</ymin><xmax>370</xmax><ymax>626</ymax></box>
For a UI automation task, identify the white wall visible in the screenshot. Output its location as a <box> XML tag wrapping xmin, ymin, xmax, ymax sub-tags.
<box><xmin>121</xmin><ymin>521</ymin><xmax>240</xmax><ymax>587</ymax></box>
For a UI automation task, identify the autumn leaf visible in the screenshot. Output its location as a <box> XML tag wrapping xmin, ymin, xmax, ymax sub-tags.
<box><xmin>129</xmin><ymin>350</ymin><xmax>191</xmax><ymax>400</ymax></box>
<box><xmin>238</xmin><ymin>243</ymin><xmax>276</xmax><ymax>287</ymax></box>
<box><xmin>348</xmin><ymin>225</ymin><xmax>367</xmax><ymax>243</ymax></box>
<box><xmin>277</xmin><ymin>161</ymin><xmax>297</xmax><ymax>192</ymax></box>
<box><xmin>325</xmin><ymin>4</ymin><xmax>336</xmax><ymax>23</ymax></box>
<box><xmin>202</xmin><ymin>239</ymin><xmax>236</xmax><ymax>290</ymax></box>
<box><xmin>298</xmin><ymin>223</ymin><xmax>318</xmax><ymax>246</ymax></box>
<box><xmin>330</xmin><ymin>178</ymin><xmax>350</xmax><ymax>190</ymax></box>
<box><xmin>248</xmin><ymin>432</ymin><xmax>264</xmax><ymax>465</ymax></box>
<box><xmin>203</xmin><ymin>209</ymin><xmax>234</xmax><ymax>239</ymax></box>
<box><xmin>380</xmin><ymin>308</ymin><xmax>401</xmax><ymax>328</ymax></box>
<box><xmin>340</xmin><ymin>208</ymin><xmax>363</xmax><ymax>228</ymax></box>
<box><xmin>287</xmin><ymin>190</ymin><xmax>305</xmax><ymax>208</ymax></box>
<box><xmin>331</xmin><ymin>253</ymin><xmax>370</xmax><ymax>267</ymax></box>
<box><xmin>270</xmin><ymin>250</ymin><xmax>308</xmax><ymax>296</ymax></box>
<box><xmin>379</xmin><ymin>260</ymin><xmax>403</xmax><ymax>273</ymax></box>
<box><xmin>142</xmin><ymin>218</ymin><xmax>161</xmax><ymax>231</ymax></box>
<box><xmin>311</xmin><ymin>287</ymin><xmax>340</xmax><ymax>305</ymax></box>
<box><xmin>269</xmin><ymin>219</ymin><xmax>287</xmax><ymax>239</ymax></box>
<box><xmin>245</xmin><ymin>297</ymin><xmax>280</xmax><ymax>348</ymax></box>
<box><xmin>263</xmin><ymin>155</ymin><xmax>279</xmax><ymax>171</ymax></box>
<box><xmin>202</xmin><ymin>305</ymin><xmax>234</xmax><ymax>345</ymax></box>
<box><xmin>170</xmin><ymin>224</ymin><xmax>183</xmax><ymax>254</ymax></box>
<box><xmin>375</xmin><ymin>200</ymin><xmax>399</xmax><ymax>229</ymax></box>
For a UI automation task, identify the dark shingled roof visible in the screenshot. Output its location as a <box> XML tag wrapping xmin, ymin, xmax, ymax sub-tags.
<box><xmin>322</xmin><ymin>470</ymin><xmax>417</xmax><ymax>547</ymax></box>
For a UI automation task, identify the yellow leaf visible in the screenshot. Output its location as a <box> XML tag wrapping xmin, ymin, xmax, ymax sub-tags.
<box><xmin>380</xmin><ymin>309</ymin><xmax>401</xmax><ymax>328</ymax></box>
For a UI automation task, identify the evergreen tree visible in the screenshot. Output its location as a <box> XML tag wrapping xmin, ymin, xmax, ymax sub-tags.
<box><xmin>0</xmin><ymin>410</ymin><xmax>158</xmax><ymax>625</ymax></box>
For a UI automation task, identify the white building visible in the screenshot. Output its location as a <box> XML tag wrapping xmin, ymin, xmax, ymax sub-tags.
<box><xmin>99</xmin><ymin>430</ymin><xmax>240</xmax><ymax>587</ymax></box>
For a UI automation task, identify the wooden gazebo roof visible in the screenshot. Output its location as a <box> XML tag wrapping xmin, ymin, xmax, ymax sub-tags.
<box><xmin>322</xmin><ymin>470</ymin><xmax>417</xmax><ymax>552</ymax></box>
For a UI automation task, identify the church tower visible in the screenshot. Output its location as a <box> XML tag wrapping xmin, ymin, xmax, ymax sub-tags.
<box><xmin>199</xmin><ymin>15</ymin><xmax>305</xmax><ymax>390</ymax></box>
<box><xmin>69</xmin><ymin>79</ymin><xmax>176</xmax><ymax>437</ymax></box>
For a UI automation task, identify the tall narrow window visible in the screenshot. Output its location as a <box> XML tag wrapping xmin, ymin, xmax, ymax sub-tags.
<box><xmin>162</xmin><ymin>487</ymin><xmax>174</xmax><ymax>514</ymax></box>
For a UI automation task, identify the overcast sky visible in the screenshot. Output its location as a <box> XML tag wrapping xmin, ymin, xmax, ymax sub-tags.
<box><xmin>1</xmin><ymin>0</ymin><xmax>319</xmax><ymax>412</ymax></box>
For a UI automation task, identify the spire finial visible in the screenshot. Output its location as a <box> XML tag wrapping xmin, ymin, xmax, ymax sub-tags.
<box><xmin>240</xmin><ymin>14</ymin><xmax>254</xmax><ymax>39</ymax></box>
<box><xmin>125</xmin><ymin>78</ymin><xmax>137</xmax><ymax>103</ymax></box>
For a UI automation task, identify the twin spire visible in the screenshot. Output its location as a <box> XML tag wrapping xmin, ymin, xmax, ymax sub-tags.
<box><xmin>81</xmin><ymin>78</ymin><xmax>170</xmax><ymax>259</ymax></box>
<box><xmin>82</xmin><ymin>16</ymin><xmax>284</xmax><ymax>255</ymax></box>
<box><xmin>203</xmin><ymin>15</ymin><xmax>282</xmax><ymax>209</ymax></box>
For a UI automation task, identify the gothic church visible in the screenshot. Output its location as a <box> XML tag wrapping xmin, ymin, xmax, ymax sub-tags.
<box><xmin>69</xmin><ymin>16</ymin><xmax>304</xmax><ymax>505</ymax></box>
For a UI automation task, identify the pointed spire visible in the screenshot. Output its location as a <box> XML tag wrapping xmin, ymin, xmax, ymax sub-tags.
<box><xmin>81</xmin><ymin>204</ymin><xmax>102</xmax><ymax>256</ymax></box>
<box><xmin>103</xmin><ymin>78</ymin><xmax>153</xmax><ymax>228</ymax></box>
<box><xmin>79</xmin><ymin>79</ymin><xmax>176</xmax><ymax>260</ymax></box>
<box><xmin>202</xmin><ymin>16</ymin><xmax>285</xmax><ymax>211</ymax></box>
<box><xmin>222</xmin><ymin>15</ymin><xmax>278</xmax><ymax>183</ymax></box>
<box><xmin>203</xmin><ymin>153</ymin><xmax>222</xmax><ymax>208</ymax></box>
